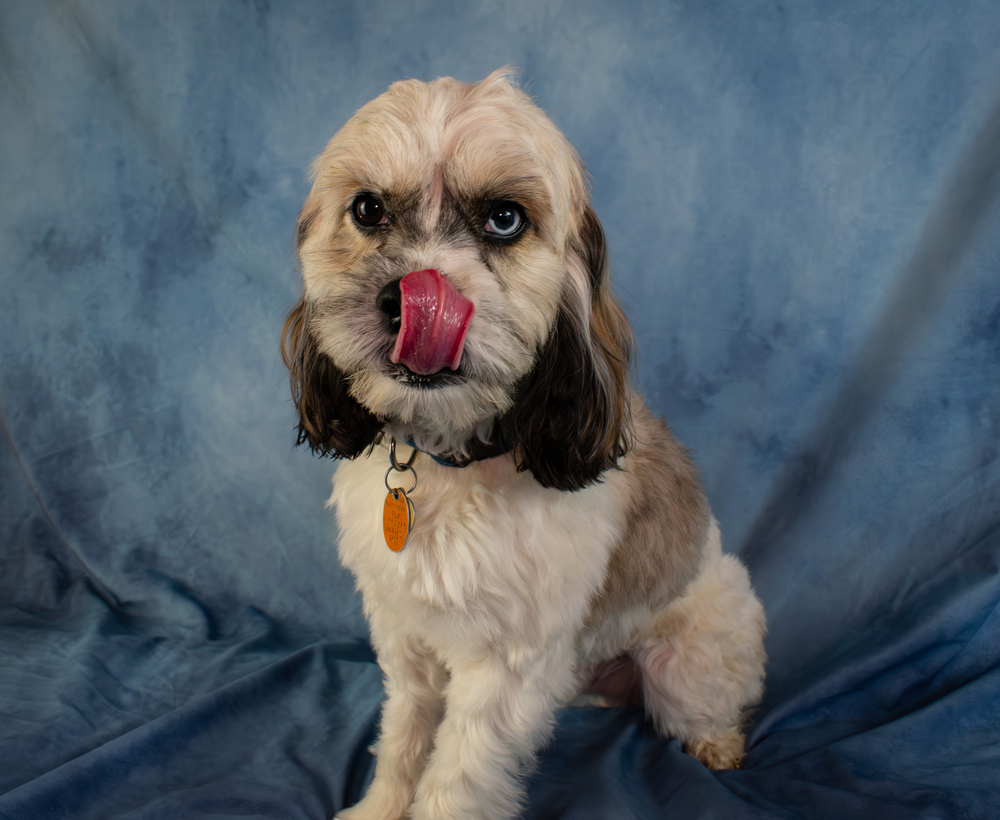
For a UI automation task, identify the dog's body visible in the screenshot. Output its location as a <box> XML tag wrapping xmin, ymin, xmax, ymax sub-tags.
<box><xmin>283</xmin><ymin>70</ymin><xmax>766</xmax><ymax>820</ymax></box>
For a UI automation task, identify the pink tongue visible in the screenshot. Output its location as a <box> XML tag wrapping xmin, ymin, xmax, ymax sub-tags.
<box><xmin>390</xmin><ymin>269</ymin><xmax>474</xmax><ymax>376</ymax></box>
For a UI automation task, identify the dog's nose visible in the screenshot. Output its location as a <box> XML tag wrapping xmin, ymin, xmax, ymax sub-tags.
<box><xmin>376</xmin><ymin>279</ymin><xmax>402</xmax><ymax>331</ymax></box>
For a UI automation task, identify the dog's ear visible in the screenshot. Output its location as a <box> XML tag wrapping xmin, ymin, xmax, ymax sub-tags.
<box><xmin>281</xmin><ymin>297</ymin><xmax>383</xmax><ymax>459</ymax></box>
<box><xmin>499</xmin><ymin>205</ymin><xmax>634</xmax><ymax>491</ymax></box>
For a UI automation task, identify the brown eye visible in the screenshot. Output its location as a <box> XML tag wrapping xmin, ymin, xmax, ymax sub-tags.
<box><xmin>353</xmin><ymin>194</ymin><xmax>386</xmax><ymax>226</ymax></box>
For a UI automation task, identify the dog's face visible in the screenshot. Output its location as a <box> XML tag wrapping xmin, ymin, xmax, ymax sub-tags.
<box><xmin>283</xmin><ymin>70</ymin><xmax>633</xmax><ymax>490</ymax></box>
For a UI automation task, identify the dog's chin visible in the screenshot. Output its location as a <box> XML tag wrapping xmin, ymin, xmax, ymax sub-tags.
<box><xmin>349</xmin><ymin>364</ymin><xmax>515</xmax><ymax>445</ymax></box>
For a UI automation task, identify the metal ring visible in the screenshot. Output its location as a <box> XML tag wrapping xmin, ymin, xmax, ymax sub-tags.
<box><xmin>385</xmin><ymin>464</ymin><xmax>418</xmax><ymax>496</ymax></box>
<box><xmin>388</xmin><ymin>437</ymin><xmax>417</xmax><ymax>471</ymax></box>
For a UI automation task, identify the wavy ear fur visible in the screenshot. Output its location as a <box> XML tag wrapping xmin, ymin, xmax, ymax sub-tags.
<box><xmin>281</xmin><ymin>298</ymin><xmax>383</xmax><ymax>459</ymax></box>
<box><xmin>499</xmin><ymin>205</ymin><xmax>634</xmax><ymax>491</ymax></box>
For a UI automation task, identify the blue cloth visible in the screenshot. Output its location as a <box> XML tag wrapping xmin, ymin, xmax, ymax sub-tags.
<box><xmin>2</xmin><ymin>1</ymin><xmax>999</xmax><ymax>817</ymax></box>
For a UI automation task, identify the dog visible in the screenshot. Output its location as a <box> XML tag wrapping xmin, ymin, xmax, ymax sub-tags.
<box><xmin>282</xmin><ymin>69</ymin><xmax>766</xmax><ymax>820</ymax></box>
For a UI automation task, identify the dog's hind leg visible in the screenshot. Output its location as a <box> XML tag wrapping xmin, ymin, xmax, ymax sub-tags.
<box><xmin>633</xmin><ymin>520</ymin><xmax>767</xmax><ymax>769</ymax></box>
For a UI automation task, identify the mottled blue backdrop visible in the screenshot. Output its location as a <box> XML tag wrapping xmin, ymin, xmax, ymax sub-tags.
<box><xmin>2</xmin><ymin>1</ymin><xmax>1000</xmax><ymax>818</ymax></box>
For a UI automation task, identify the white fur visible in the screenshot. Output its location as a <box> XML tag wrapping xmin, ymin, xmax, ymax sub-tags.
<box><xmin>333</xmin><ymin>445</ymin><xmax>618</xmax><ymax>820</ymax></box>
<box><xmin>332</xmin><ymin>445</ymin><xmax>764</xmax><ymax>820</ymax></box>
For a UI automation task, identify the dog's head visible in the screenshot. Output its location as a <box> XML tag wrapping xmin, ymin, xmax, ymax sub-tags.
<box><xmin>282</xmin><ymin>70</ymin><xmax>633</xmax><ymax>490</ymax></box>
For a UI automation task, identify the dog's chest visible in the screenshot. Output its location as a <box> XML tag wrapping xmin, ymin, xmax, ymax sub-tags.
<box><xmin>331</xmin><ymin>452</ymin><xmax>621</xmax><ymax>643</ymax></box>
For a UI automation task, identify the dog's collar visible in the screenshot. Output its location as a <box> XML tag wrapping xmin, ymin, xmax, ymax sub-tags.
<box><xmin>403</xmin><ymin>436</ymin><xmax>513</xmax><ymax>468</ymax></box>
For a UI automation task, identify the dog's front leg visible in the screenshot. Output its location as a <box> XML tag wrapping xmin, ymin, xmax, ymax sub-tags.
<box><xmin>409</xmin><ymin>644</ymin><xmax>576</xmax><ymax>820</ymax></box>
<box><xmin>337</xmin><ymin>636</ymin><xmax>447</xmax><ymax>820</ymax></box>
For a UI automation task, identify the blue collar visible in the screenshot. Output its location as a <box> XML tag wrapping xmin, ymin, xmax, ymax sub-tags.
<box><xmin>404</xmin><ymin>436</ymin><xmax>512</xmax><ymax>468</ymax></box>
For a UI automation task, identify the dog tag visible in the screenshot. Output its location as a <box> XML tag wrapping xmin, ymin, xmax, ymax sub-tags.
<box><xmin>383</xmin><ymin>489</ymin><xmax>415</xmax><ymax>552</ymax></box>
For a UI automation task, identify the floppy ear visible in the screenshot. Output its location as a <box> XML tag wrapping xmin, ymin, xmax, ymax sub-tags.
<box><xmin>499</xmin><ymin>205</ymin><xmax>634</xmax><ymax>491</ymax></box>
<box><xmin>281</xmin><ymin>297</ymin><xmax>383</xmax><ymax>459</ymax></box>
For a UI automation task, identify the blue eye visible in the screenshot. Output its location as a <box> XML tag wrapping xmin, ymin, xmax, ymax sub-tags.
<box><xmin>485</xmin><ymin>203</ymin><xmax>524</xmax><ymax>237</ymax></box>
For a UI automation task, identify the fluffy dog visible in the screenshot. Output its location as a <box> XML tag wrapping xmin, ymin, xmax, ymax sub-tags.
<box><xmin>282</xmin><ymin>69</ymin><xmax>766</xmax><ymax>820</ymax></box>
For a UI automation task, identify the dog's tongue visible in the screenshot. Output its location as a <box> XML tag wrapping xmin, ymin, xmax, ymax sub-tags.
<box><xmin>390</xmin><ymin>269</ymin><xmax>474</xmax><ymax>375</ymax></box>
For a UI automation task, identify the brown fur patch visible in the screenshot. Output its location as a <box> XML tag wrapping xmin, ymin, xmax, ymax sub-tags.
<box><xmin>585</xmin><ymin>400</ymin><xmax>710</xmax><ymax>629</ymax></box>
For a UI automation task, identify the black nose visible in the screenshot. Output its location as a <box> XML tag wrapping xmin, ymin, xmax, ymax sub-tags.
<box><xmin>376</xmin><ymin>279</ymin><xmax>402</xmax><ymax>331</ymax></box>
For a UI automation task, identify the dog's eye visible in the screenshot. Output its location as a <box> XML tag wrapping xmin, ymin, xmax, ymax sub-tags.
<box><xmin>484</xmin><ymin>203</ymin><xmax>524</xmax><ymax>238</ymax></box>
<box><xmin>353</xmin><ymin>194</ymin><xmax>387</xmax><ymax>227</ymax></box>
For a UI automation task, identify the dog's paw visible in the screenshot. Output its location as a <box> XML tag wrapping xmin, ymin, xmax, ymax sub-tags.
<box><xmin>335</xmin><ymin>788</ymin><xmax>408</xmax><ymax>820</ymax></box>
<box><xmin>684</xmin><ymin>726</ymin><xmax>746</xmax><ymax>770</ymax></box>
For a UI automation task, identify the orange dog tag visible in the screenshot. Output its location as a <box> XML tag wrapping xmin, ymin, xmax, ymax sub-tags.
<box><xmin>383</xmin><ymin>489</ymin><xmax>415</xmax><ymax>552</ymax></box>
